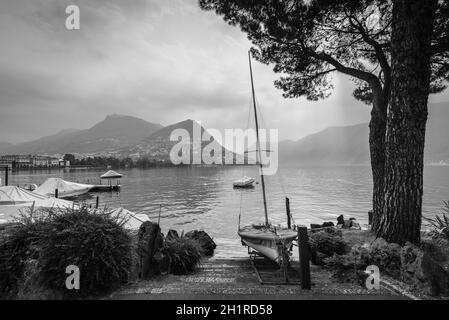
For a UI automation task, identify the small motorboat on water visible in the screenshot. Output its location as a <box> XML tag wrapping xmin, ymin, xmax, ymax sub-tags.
<box><xmin>233</xmin><ymin>176</ymin><xmax>255</xmax><ymax>188</ymax></box>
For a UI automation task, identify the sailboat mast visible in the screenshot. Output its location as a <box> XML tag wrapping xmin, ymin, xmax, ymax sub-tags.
<box><xmin>248</xmin><ymin>50</ymin><xmax>269</xmax><ymax>226</ymax></box>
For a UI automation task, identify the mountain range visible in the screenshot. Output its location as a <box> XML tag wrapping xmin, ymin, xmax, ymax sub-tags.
<box><xmin>0</xmin><ymin>114</ymin><xmax>163</xmax><ymax>156</ymax></box>
<box><xmin>278</xmin><ymin>102</ymin><xmax>449</xmax><ymax>165</ymax></box>
<box><xmin>0</xmin><ymin>102</ymin><xmax>448</xmax><ymax>165</ymax></box>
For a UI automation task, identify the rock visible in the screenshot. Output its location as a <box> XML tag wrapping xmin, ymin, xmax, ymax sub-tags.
<box><xmin>311</xmin><ymin>222</ymin><xmax>334</xmax><ymax>230</ymax></box>
<box><xmin>343</xmin><ymin>220</ymin><xmax>352</xmax><ymax>229</ymax></box>
<box><xmin>337</xmin><ymin>215</ymin><xmax>345</xmax><ymax>226</ymax></box>
<box><xmin>166</xmin><ymin>229</ymin><xmax>179</xmax><ymax>240</ymax></box>
<box><xmin>137</xmin><ymin>221</ymin><xmax>164</xmax><ymax>279</ymax></box>
<box><xmin>185</xmin><ymin>230</ymin><xmax>216</xmax><ymax>256</ymax></box>
<box><xmin>401</xmin><ymin>242</ymin><xmax>449</xmax><ymax>296</ymax></box>
<box><xmin>350</xmin><ymin>221</ymin><xmax>361</xmax><ymax>230</ymax></box>
<box><xmin>322</xmin><ymin>222</ymin><xmax>335</xmax><ymax>228</ymax></box>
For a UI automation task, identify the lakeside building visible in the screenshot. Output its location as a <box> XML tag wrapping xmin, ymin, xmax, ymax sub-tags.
<box><xmin>0</xmin><ymin>154</ymin><xmax>70</xmax><ymax>170</ymax></box>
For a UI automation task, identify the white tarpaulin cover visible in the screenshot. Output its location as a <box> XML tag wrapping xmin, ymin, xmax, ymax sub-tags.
<box><xmin>0</xmin><ymin>186</ymin><xmax>75</xmax><ymax>223</ymax></box>
<box><xmin>0</xmin><ymin>186</ymin><xmax>48</xmax><ymax>205</ymax></box>
<box><xmin>106</xmin><ymin>207</ymin><xmax>150</xmax><ymax>230</ymax></box>
<box><xmin>34</xmin><ymin>178</ymin><xmax>93</xmax><ymax>198</ymax></box>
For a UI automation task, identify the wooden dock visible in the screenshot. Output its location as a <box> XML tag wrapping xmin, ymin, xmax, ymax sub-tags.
<box><xmin>109</xmin><ymin>258</ymin><xmax>407</xmax><ymax>300</ymax></box>
<box><xmin>90</xmin><ymin>185</ymin><xmax>120</xmax><ymax>192</ymax></box>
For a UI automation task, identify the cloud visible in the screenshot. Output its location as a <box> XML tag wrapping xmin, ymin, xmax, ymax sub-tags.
<box><xmin>0</xmin><ymin>0</ymin><xmax>446</xmax><ymax>144</ymax></box>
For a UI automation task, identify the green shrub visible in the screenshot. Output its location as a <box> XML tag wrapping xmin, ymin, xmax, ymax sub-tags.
<box><xmin>323</xmin><ymin>245</ymin><xmax>371</xmax><ymax>285</ymax></box>
<box><xmin>0</xmin><ymin>223</ymin><xmax>43</xmax><ymax>299</ymax></box>
<box><xmin>323</xmin><ymin>238</ymin><xmax>402</xmax><ymax>285</ymax></box>
<box><xmin>0</xmin><ymin>206</ymin><xmax>133</xmax><ymax>299</ymax></box>
<box><xmin>425</xmin><ymin>201</ymin><xmax>449</xmax><ymax>240</ymax></box>
<box><xmin>368</xmin><ymin>238</ymin><xmax>402</xmax><ymax>277</ymax></box>
<box><xmin>159</xmin><ymin>237</ymin><xmax>203</xmax><ymax>275</ymax></box>
<box><xmin>309</xmin><ymin>230</ymin><xmax>348</xmax><ymax>257</ymax></box>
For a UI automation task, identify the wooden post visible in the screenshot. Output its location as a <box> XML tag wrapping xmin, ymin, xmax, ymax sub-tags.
<box><xmin>157</xmin><ymin>204</ymin><xmax>162</xmax><ymax>225</ymax></box>
<box><xmin>95</xmin><ymin>196</ymin><xmax>99</xmax><ymax>209</ymax></box>
<box><xmin>285</xmin><ymin>197</ymin><xmax>291</xmax><ymax>229</ymax></box>
<box><xmin>3</xmin><ymin>166</ymin><xmax>8</xmax><ymax>186</ymax></box>
<box><xmin>55</xmin><ymin>188</ymin><xmax>58</xmax><ymax>198</ymax></box>
<box><xmin>368</xmin><ymin>210</ymin><xmax>373</xmax><ymax>225</ymax></box>
<box><xmin>298</xmin><ymin>226</ymin><xmax>311</xmax><ymax>289</ymax></box>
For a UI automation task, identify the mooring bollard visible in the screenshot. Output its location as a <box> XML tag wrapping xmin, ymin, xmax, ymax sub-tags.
<box><xmin>95</xmin><ymin>196</ymin><xmax>99</xmax><ymax>209</ymax></box>
<box><xmin>55</xmin><ymin>188</ymin><xmax>59</xmax><ymax>198</ymax></box>
<box><xmin>297</xmin><ymin>225</ymin><xmax>311</xmax><ymax>289</ymax></box>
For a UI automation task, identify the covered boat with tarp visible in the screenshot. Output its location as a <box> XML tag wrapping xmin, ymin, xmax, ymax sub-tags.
<box><xmin>0</xmin><ymin>186</ymin><xmax>75</xmax><ymax>224</ymax></box>
<box><xmin>104</xmin><ymin>207</ymin><xmax>150</xmax><ymax>230</ymax></box>
<box><xmin>34</xmin><ymin>178</ymin><xmax>93</xmax><ymax>198</ymax></box>
<box><xmin>0</xmin><ymin>185</ymin><xmax>49</xmax><ymax>205</ymax></box>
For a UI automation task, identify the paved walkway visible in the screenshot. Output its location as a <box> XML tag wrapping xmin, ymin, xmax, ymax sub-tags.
<box><xmin>109</xmin><ymin>258</ymin><xmax>407</xmax><ymax>300</ymax></box>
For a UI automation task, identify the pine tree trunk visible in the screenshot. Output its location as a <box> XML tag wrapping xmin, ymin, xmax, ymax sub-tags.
<box><xmin>369</xmin><ymin>108</ymin><xmax>386</xmax><ymax>232</ymax></box>
<box><xmin>376</xmin><ymin>0</ymin><xmax>437</xmax><ymax>245</ymax></box>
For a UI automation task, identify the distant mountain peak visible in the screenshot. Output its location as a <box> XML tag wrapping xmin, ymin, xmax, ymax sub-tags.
<box><xmin>2</xmin><ymin>114</ymin><xmax>163</xmax><ymax>155</ymax></box>
<box><xmin>107</xmin><ymin>113</ymin><xmax>128</xmax><ymax>119</ymax></box>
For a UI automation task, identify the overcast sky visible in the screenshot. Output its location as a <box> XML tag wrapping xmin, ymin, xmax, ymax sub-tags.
<box><xmin>0</xmin><ymin>0</ymin><xmax>448</xmax><ymax>145</ymax></box>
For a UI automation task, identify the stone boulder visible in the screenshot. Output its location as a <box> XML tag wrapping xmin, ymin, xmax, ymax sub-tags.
<box><xmin>401</xmin><ymin>242</ymin><xmax>449</xmax><ymax>296</ymax></box>
<box><xmin>337</xmin><ymin>215</ymin><xmax>345</xmax><ymax>226</ymax></box>
<box><xmin>350</xmin><ymin>221</ymin><xmax>361</xmax><ymax>230</ymax></box>
<box><xmin>137</xmin><ymin>221</ymin><xmax>164</xmax><ymax>279</ymax></box>
<box><xmin>185</xmin><ymin>230</ymin><xmax>216</xmax><ymax>256</ymax></box>
<box><xmin>311</xmin><ymin>222</ymin><xmax>335</xmax><ymax>230</ymax></box>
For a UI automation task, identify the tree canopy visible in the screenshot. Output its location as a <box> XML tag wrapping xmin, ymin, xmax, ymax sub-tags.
<box><xmin>199</xmin><ymin>0</ymin><xmax>449</xmax><ymax>112</ymax></box>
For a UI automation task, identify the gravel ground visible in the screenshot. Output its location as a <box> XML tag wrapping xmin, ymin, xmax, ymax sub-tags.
<box><xmin>108</xmin><ymin>258</ymin><xmax>407</xmax><ymax>300</ymax></box>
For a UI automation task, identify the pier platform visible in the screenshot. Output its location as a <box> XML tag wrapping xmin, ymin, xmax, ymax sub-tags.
<box><xmin>90</xmin><ymin>185</ymin><xmax>120</xmax><ymax>192</ymax></box>
<box><xmin>109</xmin><ymin>258</ymin><xmax>407</xmax><ymax>300</ymax></box>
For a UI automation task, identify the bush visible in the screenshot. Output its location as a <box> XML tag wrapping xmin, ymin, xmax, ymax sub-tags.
<box><xmin>0</xmin><ymin>223</ymin><xmax>42</xmax><ymax>299</ymax></box>
<box><xmin>159</xmin><ymin>237</ymin><xmax>203</xmax><ymax>275</ymax></box>
<box><xmin>323</xmin><ymin>245</ymin><xmax>371</xmax><ymax>285</ymax></box>
<box><xmin>425</xmin><ymin>201</ymin><xmax>449</xmax><ymax>240</ymax></box>
<box><xmin>368</xmin><ymin>238</ymin><xmax>402</xmax><ymax>277</ymax></box>
<box><xmin>323</xmin><ymin>238</ymin><xmax>402</xmax><ymax>285</ymax></box>
<box><xmin>0</xmin><ymin>207</ymin><xmax>133</xmax><ymax>299</ymax></box>
<box><xmin>309</xmin><ymin>230</ymin><xmax>347</xmax><ymax>257</ymax></box>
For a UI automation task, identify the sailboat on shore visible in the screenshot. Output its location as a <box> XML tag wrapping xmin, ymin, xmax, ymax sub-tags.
<box><xmin>238</xmin><ymin>51</ymin><xmax>297</xmax><ymax>264</ymax></box>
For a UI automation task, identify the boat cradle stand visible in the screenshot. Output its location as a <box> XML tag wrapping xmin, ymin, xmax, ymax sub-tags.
<box><xmin>247</xmin><ymin>241</ymin><xmax>301</xmax><ymax>286</ymax></box>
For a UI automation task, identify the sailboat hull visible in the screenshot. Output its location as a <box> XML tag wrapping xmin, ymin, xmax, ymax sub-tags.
<box><xmin>238</xmin><ymin>226</ymin><xmax>297</xmax><ymax>263</ymax></box>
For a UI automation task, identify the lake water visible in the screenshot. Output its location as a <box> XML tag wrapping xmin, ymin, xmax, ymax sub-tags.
<box><xmin>6</xmin><ymin>165</ymin><xmax>449</xmax><ymax>258</ymax></box>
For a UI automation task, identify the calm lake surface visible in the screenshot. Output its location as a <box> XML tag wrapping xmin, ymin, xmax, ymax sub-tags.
<box><xmin>7</xmin><ymin>165</ymin><xmax>449</xmax><ymax>258</ymax></box>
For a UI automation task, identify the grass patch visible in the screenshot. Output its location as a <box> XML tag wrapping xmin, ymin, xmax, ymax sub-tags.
<box><xmin>159</xmin><ymin>236</ymin><xmax>204</xmax><ymax>275</ymax></box>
